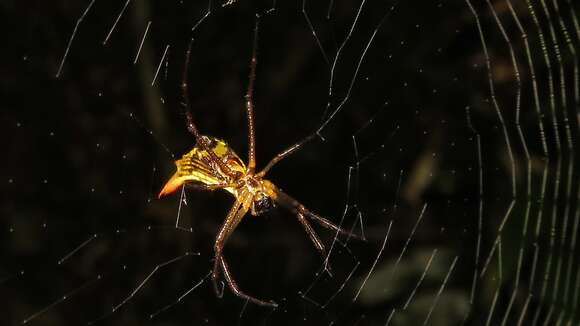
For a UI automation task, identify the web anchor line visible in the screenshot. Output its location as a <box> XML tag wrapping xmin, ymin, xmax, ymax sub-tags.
<box><xmin>149</xmin><ymin>271</ymin><xmax>211</xmax><ymax>319</ymax></box>
<box><xmin>102</xmin><ymin>0</ymin><xmax>131</xmax><ymax>45</ymax></box>
<box><xmin>56</xmin><ymin>0</ymin><xmax>97</xmax><ymax>78</ymax></box>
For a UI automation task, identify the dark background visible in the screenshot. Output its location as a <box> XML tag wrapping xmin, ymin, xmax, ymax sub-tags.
<box><xmin>2</xmin><ymin>0</ymin><xmax>579</xmax><ymax>325</ymax></box>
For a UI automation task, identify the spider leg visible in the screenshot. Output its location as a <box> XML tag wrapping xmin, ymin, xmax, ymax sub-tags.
<box><xmin>244</xmin><ymin>15</ymin><xmax>259</xmax><ymax>172</ymax></box>
<box><xmin>264</xmin><ymin>180</ymin><xmax>363</xmax><ymax>240</ymax></box>
<box><xmin>212</xmin><ymin>195</ymin><xmax>246</xmax><ymax>296</ymax></box>
<box><xmin>180</xmin><ymin>39</ymin><xmax>203</xmax><ymax>141</ymax></box>
<box><xmin>295</xmin><ymin>212</ymin><xmax>325</xmax><ymax>255</ymax></box>
<box><xmin>295</xmin><ymin>211</ymin><xmax>333</xmax><ymax>276</ymax></box>
<box><xmin>257</xmin><ymin>134</ymin><xmax>316</xmax><ymax>177</ymax></box>
<box><xmin>180</xmin><ymin>38</ymin><xmax>237</xmax><ymax>178</ymax></box>
<box><xmin>219</xmin><ymin>256</ymin><xmax>278</xmax><ymax>307</ymax></box>
<box><xmin>302</xmin><ymin>210</ymin><xmax>364</xmax><ymax>241</ymax></box>
<box><xmin>212</xmin><ymin>190</ymin><xmax>276</xmax><ymax>308</ymax></box>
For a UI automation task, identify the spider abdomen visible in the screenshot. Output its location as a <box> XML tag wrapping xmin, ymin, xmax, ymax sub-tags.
<box><xmin>158</xmin><ymin>136</ymin><xmax>246</xmax><ymax>197</ymax></box>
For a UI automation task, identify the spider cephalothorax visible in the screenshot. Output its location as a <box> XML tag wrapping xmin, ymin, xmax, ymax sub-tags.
<box><xmin>250</xmin><ymin>190</ymin><xmax>275</xmax><ymax>216</ymax></box>
<box><xmin>158</xmin><ymin>17</ymin><xmax>361</xmax><ymax>308</ymax></box>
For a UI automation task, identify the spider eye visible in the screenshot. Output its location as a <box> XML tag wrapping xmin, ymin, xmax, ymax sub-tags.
<box><xmin>254</xmin><ymin>195</ymin><xmax>274</xmax><ymax>215</ymax></box>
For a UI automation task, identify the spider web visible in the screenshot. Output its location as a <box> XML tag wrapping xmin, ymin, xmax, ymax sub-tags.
<box><xmin>2</xmin><ymin>0</ymin><xmax>580</xmax><ymax>325</ymax></box>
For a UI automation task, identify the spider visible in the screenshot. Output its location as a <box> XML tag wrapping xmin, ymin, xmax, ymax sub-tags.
<box><xmin>158</xmin><ymin>17</ymin><xmax>360</xmax><ymax>308</ymax></box>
